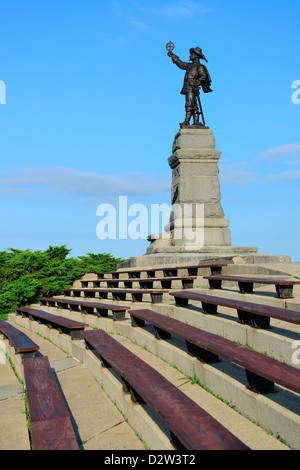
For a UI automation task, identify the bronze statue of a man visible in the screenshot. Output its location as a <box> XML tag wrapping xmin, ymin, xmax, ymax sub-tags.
<box><xmin>167</xmin><ymin>46</ymin><xmax>212</xmax><ymax>128</ymax></box>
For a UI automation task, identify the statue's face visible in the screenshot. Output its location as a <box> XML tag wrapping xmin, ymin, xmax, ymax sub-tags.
<box><xmin>190</xmin><ymin>52</ymin><xmax>197</xmax><ymax>61</ymax></box>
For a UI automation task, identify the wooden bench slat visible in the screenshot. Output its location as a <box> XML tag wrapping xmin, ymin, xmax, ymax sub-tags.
<box><xmin>81</xmin><ymin>276</ymin><xmax>196</xmax><ymax>290</ymax></box>
<box><xmin>82</xmin><ymin>276</ymin><xmax>196</xmax><ymax>283</ymax></box>
<box><xmin>128</xmin><ymin>309</ymin><xmax>300</xmax><ymax>395</ymax></box>
<box><xmin>82</xmin><ymin>329</ymin><xmax>249</xmax><ymax>450</ymax></box>
<box><xmin>0</xmin><ymin>319</ymin><xmax>39</xmax><ymax>354</ymax></box>
<box><xmin>40</xmin><ymin>297</ymin><xmax>129</xmax><ymax>321</ymax></box>
<box><xmin>15</xmin><ymin>307</ymin><xmax>88</xmax><ymax>330</ymax></box>
<box><xmin>170</xmin><ymin>291</ymin><xmax>300</xmax><ymax>327</ymax></box>
<box><xmin>16</xmin><ymin>306</ymin><xmax>88</xmax><ymax>339</ymax></box>
<box><xmin>205</xmin><ymin>275</ymin><xmax>300</xmax><ymax>285</ymax></box>
<box><xmin>40</xmin><ymin>297</ymin><xmax>129</xmax><ymax>311</ymax></box>
<box><xmin>82</xmin><ymin>276</ymin><xmax>196</xmax><ymax>282</ymax></box>
<box><xmin>23</xmin><ymin>356</ymin><xmax>69</xmax><ymax>422</ymax></box>
<box><xmin>23</xmin><ymin>356</ymin><xmax>79</xmax><ymax>450</ymax></box>
<box><xmin>31</xmin><ymin>417</ymin><xmax>80</xmax><ymax>451</ymax></box>
<box><xmin>64</xmin><ymin>288</ymin><xmax>168</xmax><ymax>294</ymax></box>
<box><xmin>95</xmin><ymin>263</ymin><xmax>227</xmax><ymax>279</ymax></box>
<box><xmin>64</xmin><ymin>288</ymin><xmax>168</xmax><ymax>304</ymax></box>
<box><xmin>204</xmin><ymin>275</ymin><xmax>300</xmax><ymax>298</ymax></box>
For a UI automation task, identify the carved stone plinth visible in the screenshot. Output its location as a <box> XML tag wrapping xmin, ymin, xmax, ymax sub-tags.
<box><xmin>146</xmin><ymin>128</ymin><xmax>257</xmax><ymax>255</ymax></box>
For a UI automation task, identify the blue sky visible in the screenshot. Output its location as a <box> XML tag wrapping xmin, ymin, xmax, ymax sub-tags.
<box><xmin>0</xmin><ymin>0</ymin><xmax>299</xmax><ymax>261</ymax></box>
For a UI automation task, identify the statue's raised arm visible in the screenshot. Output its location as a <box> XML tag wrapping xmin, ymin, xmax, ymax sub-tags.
<box><xmin>166</xmin><ymin>42</ymin><xmax>213</xmax><ymax>128</ymax></box>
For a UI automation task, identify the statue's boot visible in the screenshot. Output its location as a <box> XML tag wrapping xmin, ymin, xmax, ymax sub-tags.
<box><xmin>193</xmin><ymin>112</ymin><xmax>205</xmax><ymax>126</ymax></box>
<box><xmin>193</xmin><ymin>113</ymin><xmax>200</xmax><ymax>125</ymax></box>
<box><xmin>180</xmin><ymin>111</ymin><xmax>192</xmax><ymax>127</ymax></box>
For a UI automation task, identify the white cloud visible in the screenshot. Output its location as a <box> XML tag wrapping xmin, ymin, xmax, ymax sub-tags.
<box><xmin>259</xmin><ymin>144</ymin><xmax>300</xmax><ymax>160</ymax></box>
<box><xmin>219</xmin><ymin>162</ymin><xmax>258</xmax><ymax>186</ymax></box>
<box><xmin>108</xmin><ymin>1</ymin><xmax>212</xmax><ymax>37</ymax></box>
<box><xmin>161</xmin><ymin>1</ymin><xmax>199</xmax><ymax>17</ymax></box>
<box><xmin>219</xmin><ymin>143</ymin><xmax>300</xmax><ymax>186</ymax></box>
<box><xmin>133</xmin><ymin>1</ymin><xmax>211</xmax><ymax>19</ymax></box>
<box><xmin>264</xmin><ymin>170</ymin><xmax>300</xmax><ymax>184</ymax></box>
<box><xmin>128</xmin><ymin>17</ymin><xmax>150</xmax><ymax>31</ymax></box>
<box><xmin>0</xmin><ymin>167</ymin><xmax>170</xmax><ymax>202</ymax></box>
<box><xmin>111</xmin><ymin>1</ymin><xmax>123</xmax><ymax>17</ymax></box>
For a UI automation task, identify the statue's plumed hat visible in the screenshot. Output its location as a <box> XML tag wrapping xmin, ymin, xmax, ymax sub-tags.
<box><xmin>189</xmin><ymin>47</ymin><xmax>208</xmax><ymax>62</ymax></box>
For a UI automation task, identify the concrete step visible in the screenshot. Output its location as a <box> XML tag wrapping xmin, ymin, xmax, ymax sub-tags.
<box><xmin>0</xmin><ymin>357</ymin><xmax>30</xmax><ymax>450</ymax></box>
<box><xmin>74</xmin><ymin>265</ymin><xmax>300</xmax><ymax>304</ymax></box>
<box><xmin>3</xmin><ymin>261</ymin><xmax>300</xmax><ymax>450</ymax></box>
<box><xmin>1</xmin><ymin>321</ymin><xmax>145</xmax><ymax>450</ymax></box>
<box><xmin>8</xmin><ymin>304</ymin><xmax>299</xmax><ymax>450</ymax></box>
<box><xmin>80</xmin><ymin>312</ymin><xmax>299</xmax><ymax>450</ymax></box>
<box><xmin>110</xmin><ymin>333</ymin><xmax>289</xmax><ymax>450</ymax></box>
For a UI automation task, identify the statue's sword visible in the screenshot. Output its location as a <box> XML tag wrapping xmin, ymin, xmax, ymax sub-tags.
<box><xmin>195</xmin><ymin>91</ymin><xmax>205</xmax><ymax>126</ymax></box>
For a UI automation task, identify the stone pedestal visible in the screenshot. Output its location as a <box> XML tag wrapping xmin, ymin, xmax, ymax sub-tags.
<box><xmin>117</xmin><ymin>126</ymin><xmax>292</xmax><ymax>270</ymax></box>
<box><xmin>146</xmin><ymin>127</ymin><xmax>257</xmax><ymax>255</ymax></box>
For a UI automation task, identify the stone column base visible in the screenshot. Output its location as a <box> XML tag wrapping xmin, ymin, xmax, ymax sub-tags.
<box><xmin>146</xmin><ymin>235</ymin><xmax>257</xmax><ymax>255</ymax></box>
<box><xmin>117</xmin><ymin>251</ymin><xmax>291</xmax><ymax>270</ymax></box>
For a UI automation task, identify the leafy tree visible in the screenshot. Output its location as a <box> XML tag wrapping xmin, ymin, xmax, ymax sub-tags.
<box><xmin>0</xmin><ymin>245</ymin><xmax>125</xmax><ymax>320</ymax></box>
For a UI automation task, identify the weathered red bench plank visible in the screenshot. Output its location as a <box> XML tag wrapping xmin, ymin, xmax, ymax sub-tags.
<box><xmin>82</xmin><ymin>329</ymin><xmax>249</xmax><ymax>450</ymax></box>
<box><xmin>0</xmin><ymin>319</ymin><xmax>39</xmax><ymax>356</ymax></box>
<box><xmin>64</xmin><ymin>288</ymin><xmax>168</xmax><ymax>304</ymax></box>
<box><xmin>95</xmin><ymin>263</ymin><xmax>227</xmax><ymax>279</ymax></box>
<box><xmin>15</xmin><ymin>306</ymin><xmax>88</xmax><ymax>339</ymax></box>
<box><xmin>170</xmin><ymin>291</ymin><xmax>300</xmax><ymax>329</ymax></box>
<box><xmin>81</xmin><ymin>276</ymin><xmax>196</xmax><ymax>290</ymax></box>
<box><xmin>30</xmin><ymin>417</ymin><xmax>79</xmax><ymax>451</ymax></box>
<box><xmin>204</xmin><ymin>275</ymin><xmax>300</xmax><ymax>299</ymax></box>
<box><xmin>40</xmin><ymin>297</ymin><xmax>129</xmax><ymax>321</ymax></box>
<box><xmin>23</xmin><ymin>356</ymin><xmax>79</xmax><ymax>450</ymax></box>
<box><xmin>128</xmin><ymin>308</ymin><xmax>300</xmax><ymax>395</ymax></box>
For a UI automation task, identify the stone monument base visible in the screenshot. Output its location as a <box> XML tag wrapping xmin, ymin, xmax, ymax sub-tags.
<box><xmin>117</xmin><ymin>127</ymin><xmax>291</xmax><ymax>270</ymax></box>
<box><xmin>145</xmin><ymin>232</ymin><xmax>258</xmax><ymax>255</ymax></box>
<box><xmin>117</xmin><ymin>251</ymin><xmax>291</xmax><ymax>270</ymax></box>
